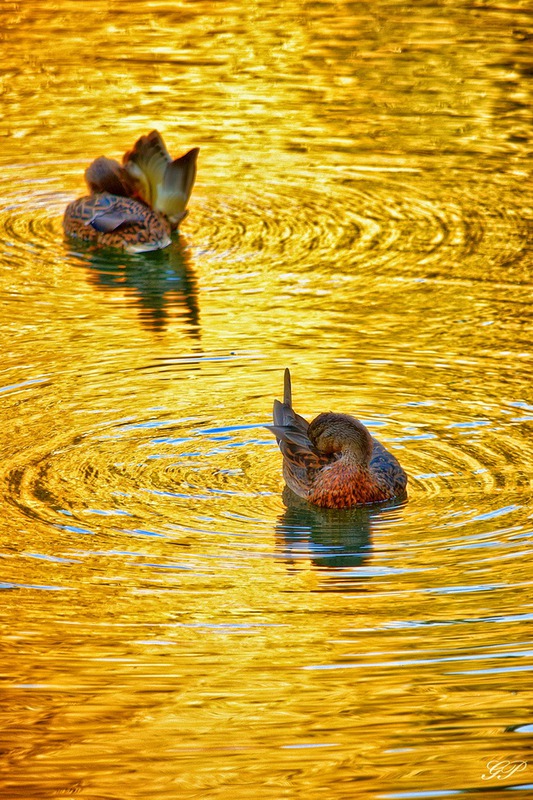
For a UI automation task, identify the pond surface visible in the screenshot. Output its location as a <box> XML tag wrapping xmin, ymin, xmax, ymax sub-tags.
<box><xmin>1</xmin><ymin>1</ymin><xmax>532</xmax><ymax>797</ymax></box>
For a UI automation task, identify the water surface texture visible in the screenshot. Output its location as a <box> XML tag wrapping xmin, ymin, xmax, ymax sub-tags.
<box><xmin>1</xmin><ymin>1</ymin><xmax>532</xmax><ymax>798</ymax></box>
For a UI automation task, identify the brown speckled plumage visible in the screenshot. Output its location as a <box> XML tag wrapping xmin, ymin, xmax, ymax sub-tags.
<box><xmin>63</xmin><ymin>193</ymin><xmax>172</xmax><ymax>253</ymax></box>
<box><xmin>267</xmin><ymin>369</ymin><xmax>408</xmax><ymax>509</ymax></box>
<box><xmin>63</xmin><ymin>131</ymin><xmax>199</xmax><ymax>253</ymax></box>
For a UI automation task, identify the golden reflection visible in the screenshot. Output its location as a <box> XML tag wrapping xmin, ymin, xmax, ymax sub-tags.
<box><xmin>68</xmin><ymin>237</ymin><xmax>200</xmax><ymax>334</ymax></box>
<box><xmin>276</xmin><ymin>487</ymin><xmax>371</xmax><ymax>569</ymax></box>
<box><xmin>0</xmin><ymin>0</ymin><xmax>532</xmax><ymax>798</ymax></box>
<box><xmin>276</xmin><ymin>487</ymin><xmax>408</xmax><ymax>570</ymax></box>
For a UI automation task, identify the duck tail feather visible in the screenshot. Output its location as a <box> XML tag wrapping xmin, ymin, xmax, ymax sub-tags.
<box><xmin>159</xmin><ymin>148</ymin><xmax>199</xmax><ymax>226</ymax></box>
<box><xmin>284</xmin><ymin>368</ymin><xmax>292</xmax><ymax>406</ymax></box>
<box><xmin>122</xmin><ymin>130</ymin><xmax>170</xmax><ymax>208</ymax></box>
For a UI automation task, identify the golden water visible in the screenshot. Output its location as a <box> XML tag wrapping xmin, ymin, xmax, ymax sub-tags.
<box><xmin>1</xmin><ymin>1</ymin><xmax>532</xmax><ymax>797</ymax></box>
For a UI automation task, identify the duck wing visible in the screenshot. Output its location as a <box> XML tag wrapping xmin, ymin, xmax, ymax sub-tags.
<box><xmin>370</xmin><ymin>437</ymin><xmax>408</xmax><ymax>496</ymax></box>
<box><xmin>88</xmin><ymin>208</ymin><xmax>147</xmax><ymax>233</ymax></box>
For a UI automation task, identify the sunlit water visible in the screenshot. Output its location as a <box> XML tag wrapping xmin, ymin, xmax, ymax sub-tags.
<box><xmin>1</xmin><ymin>1</ymin><xmax>532</xmax><ymax>798</ymax></box>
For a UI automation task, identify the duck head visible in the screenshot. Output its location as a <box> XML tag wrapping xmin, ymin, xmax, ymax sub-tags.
<box><xmin>308</xmin><ymin>412</ymin><xmax>373</xmax><ymax>465</ymax></box>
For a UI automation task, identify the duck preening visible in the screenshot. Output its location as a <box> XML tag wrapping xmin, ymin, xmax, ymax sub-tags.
<box><xmin>266</xmin><ymin>369</ymin><xmax>408</xmax><ymax>509</ymax></box>
<box><xmin>63</xmin><ymin>130</ymin><xmax>199</xmax><ymax>253</ymax></box>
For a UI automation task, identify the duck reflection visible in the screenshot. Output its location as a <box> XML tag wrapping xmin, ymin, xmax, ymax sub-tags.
<box><xmin>68</xmin><ymin>235</ymin><xmax>200</xmax><ymax>335</ymax></box>
<box><xmin>276</xmin><ymin>487</ymin><xmax>406</xmax><ymax>569</ymax></box>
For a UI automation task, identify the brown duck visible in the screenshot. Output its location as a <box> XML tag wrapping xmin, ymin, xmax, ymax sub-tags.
<box><xmin>267</xmin><ymin>369</ymin><xmax>408</xmax><ymax>509</ymax></box>
<box><xmin>63</xmin><ymin>130</ymin><xmax>199</xmax><ymax>253</ymax></box>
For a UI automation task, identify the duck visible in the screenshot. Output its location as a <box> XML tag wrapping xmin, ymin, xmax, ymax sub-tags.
<box><xmin>266</xmin><ymin>369</ymin><xmax>408</xmax><ymax>509</ymax></box>
<box><xmin>63</xmin><ymin>130</ymin><xmax>199</xmax><ymax>253</ymax></box>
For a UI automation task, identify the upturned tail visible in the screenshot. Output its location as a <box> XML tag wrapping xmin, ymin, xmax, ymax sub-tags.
<box><xmin>122</xmin><ymin>130</ymin><xmax>199</xmax><ymax>228</ymax></box>
<box><xmin>265</xmin><ymin>368</ymin><xmax>326</xmax><ymax>499</ymax></box>
<box><xmin>268</xmin><ymin>368</ymin><xmax>312</xmax><ymax>448</ymax></box>
<box><xmin>283</xmin><ymin>367</ymin><xmax>292</xmax><ymax>406</ymax></box>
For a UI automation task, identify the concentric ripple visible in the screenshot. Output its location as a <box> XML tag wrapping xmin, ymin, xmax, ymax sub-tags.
<box><xmin>0</xmin><ymin>161</ymin><xmax>530</xmax><ymax>563</ymax></box>
<box><xmin>187</xmin><ymin>167</ymin><xmax>531</xmax><ymax>288</ymax></box>
<box><xmin>1</xmin><ymin>159</ymin><xmax>529</xmax><ymax>291</ymax></box>
<box><xmin>2</xmin><ymin>0</ymin><xmax>533</xmax><ymax>795</ymax></box>
<box><xmin>0</xmin><ymin>163</ymin><xmax>72</xmax><ymax>264</ymax></box>
<box><xmin>1</xmin><ymin>356</ymin><xmax>531</xmax><ymax>585</ymax></box>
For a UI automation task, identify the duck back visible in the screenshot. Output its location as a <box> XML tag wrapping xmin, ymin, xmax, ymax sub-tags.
<box><xmin>63</xmin><ymin>193</ymin><xmax>171</xmax><ymax>253</ymax></box>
